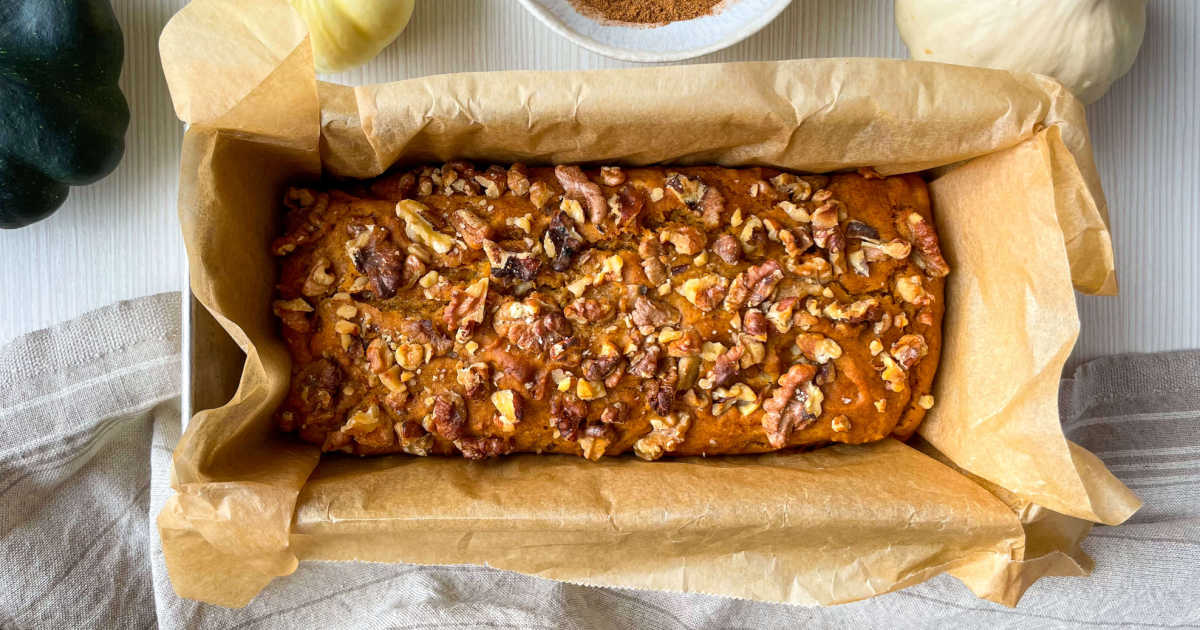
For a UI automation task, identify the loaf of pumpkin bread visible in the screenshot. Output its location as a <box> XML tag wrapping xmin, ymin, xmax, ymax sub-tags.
<box><xmin>270</xmin><ymin>163</ymin><xmax>947</xmax><ymax>460</ymax></box>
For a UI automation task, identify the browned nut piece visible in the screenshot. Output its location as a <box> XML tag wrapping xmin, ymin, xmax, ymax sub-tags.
<box><xmin>599</xmin><ymin>166</ymin><xmax>626</xmax><ymax>186</ymax></box>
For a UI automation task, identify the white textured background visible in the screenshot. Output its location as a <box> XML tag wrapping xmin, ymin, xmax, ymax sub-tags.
<box><xmin>0</xmin><ymin>0</ymin><xmax>1195</xmax><ymax>368</ymax></box>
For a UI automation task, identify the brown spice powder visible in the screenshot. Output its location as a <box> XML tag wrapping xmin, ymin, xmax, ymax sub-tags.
<box><xmin>570</xmin><ymin>0</ymin><xmax>726</xmax><ymax>25</ymax></box>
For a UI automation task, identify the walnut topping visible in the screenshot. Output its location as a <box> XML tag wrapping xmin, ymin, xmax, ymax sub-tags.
<box><xmin>831</xmin><ymin>415</ymin><xmax>852</xmax><ymax>433</ymax></box>
<box><xmin>903</xmin><ymin>212</ymin><xmax>950</xmax><ymax>277</ymax></box>
<box><xmin>890</xmin><ymin>334</ymin><xmax>929</xmax><ymax>369</ymax></box>
<box><xmin>474</xmin><ymin>165</ymin><xmax>508</xmax><ymax>198</ymax></box>
<box><xmin>302</xmin><ymin>259</ymin><xmax>336</xmax><ymax>297</ymax></box>
<box><xmin>638</xmin><ymin>234</ymin><xmax>669</xmax><ymax>286</ymax></box>
<box><xmin>711</xmin><ymin>233</ymin><xmax>741</xmax><ymax>265</ymax></box>
<box><xmin>431</xmin><ymin>391</ymin><xmax>468</xmax><ymax>441</ymax></box>
<box><xmin>629</xmin><ymin>344</ymin><xmax>662</xmax><ymax>379</ymax></box>
<box><xmin>379</xmin><ymin>366</ymin><xmax>406</xmax><ymax>393</ymax></box>
<box><xmin>555</xmin><ymin>165</ymin><xmax>607</xmax><ymax>224</ymax></box>
<box><xmin>665</xmin><ymin>173</ymin><xmax>722</xmax><ymax>227</ymax></box>
<box><xmin>895</xmin><ymin>274</ymin><xmax>931</xmax><ymax>306</ymax></box>
<box><xmin>611</xmin><ymin>184</ymin><xmax>645</xmax><ymax>227</ymax></box>
<box><xmin>395</xmin><ymin>343</ymin><xmax>424</xmax><ymax>371</ymax></box>
<box><xmin>564</xmin><ymin>297</ymin><xmax>613</xmax><ymax>324</ymax></box>
<box><xmin>879</xmin><ymin>354</ymin><xmax>907</xmax><ymax>392</ymax></box>
<box><xmin>770</xmin><ymin>173</ymin><xmax>814</xmax><ymax>202</ymax></box>
<box><xmin>334</xmin><ymin>320</ymin><xmax>359</xmax><ymax>335</ymax></box>
<box><xmin>457</xmin><ymin>362</ymin><xmax>490</xmax><ymax>399</ymax></box>
<box><xmin>700</xmin><ymin>342</ymin><xmax>726</xmax><ymax>362</ymax></box>
<box><xmin>659</xmin><ymin>223</ymin><xmax>706</xmax><ymax>255</ymax></box>
<box><xmin>633</xmin><ymin>413</ymin><xmax>692</xmax><ymax>461</ymax></box>
<box><xmin>450</xmin><ymin>209</ymin><xmax>491</xmax><ymax>249</ymax></box>
<box><xmin>712</xmin><ymin>382</ymin><xmax>759</xmax><ymax>416</ymax></box>
<box><xmin>578</xmin><ymin>434</ymin><xmax>611</xmax><ymax>461</ymax></box>
<box><xmin>443</xmin><ymin>277</ymin><xmax>489</xmax><ymax>339</ymax></box>
<box><xmin>709</xmin><ymin>344</ymin><xmax>744</xmax><ymax>388</ymax></box>
<box><xmin>395</xmin><ymin>200</ymin><xmax>455</xmax><ymax>255</ymax></box>
<box><xmin>631</xmin><ymin>295</ymin><xmax>680</xmax><ymax>333</ymax></box>
<box><xmin>649</xmin><ymin>187</ymin><xmax>664</xmax><ymax>202</ymax></box>
<box><xmin>529</xmin><ymin>180</ymin><xmax>554</xmax><ymax>210</ymax></box>
<box><xmin>725</xmin><ymin>260</ymin><xmax>783</xmax><ymax>311</ymax></box>
<box><xmin>918</xmin><ymin>394</ymin><xmax>936</xmax><ymax>410</ymax></box>
<box><xmin>546</xmin><ymin>210</ymin><xmax>586</xmax><ymax>272</ymax></box>
<box><xmin>577</xmin><ymin>379</ymin><xmax>607</xmax><ymax>401</ymax></box>
<box><xmin>762</xmin><ymin>363</ymin><xmax>821</xmax><ymax>448</ymax></box>
<box><xmin>483</xmin><ymin>239</ymin><xmax>541</xmax><ymax>282</ymax></box>
<box><xmin>347</xmin><ymin>227</ymin><xmax>408</xmax><ymax>299</ymax></box>
<box><xmin>743</xmin><ymin>309</ymin><xmax>769</xmax><ymax>341</ymax></box>
<box><xmin>491</xmin><ymin>389</ymin><xmax>523</xmax><ymax>434</ymax></box>
<box><xmin>508</xmin><ymin>163</ymin><xmax>531</xmax><ymax>196</ymax></box>
<box><xmin>600</xmin><ymin>166</ymin><xmax>626</xmax><ymax>186</ymax></box>
<box><xmin>869</xmin><ymin>339</ymin><xmax>884</xmax><ymax>356</ymax></box>
<box><xmin>777</xmin><ymin>201</ymin><xmax>810</xmax><ymax>224</ymax></box>
<box><xmin>272</xmin><ymin>298</ymin><xmax>313</xmax><ymax>314</ymax></box>
<box><xmin>794</xmin><ymin>333</ymin><xmax>842</xmax><ymax>364</ymax></box>
<box><xmin>366</xmin><ymin>338</ymin><xmax>394</xmax><ymax>374</ymax></box>
<box><xmin>676</xmin><ymin>275</ymin><xmax>728</xmax><ymax>312</ymax></box>
<box><xmin>766</xmin><ymin>298</ymin><xmax>797</xmax><ymax>334</ymax></box>
<box><xmin>550</xmin><ymin>393</ymin><xmax>588</xmax><ymax>441</ymax></box>
<box><xmin>860</xmin><ymin>237</ymin><xmax>912</xmax><ymax>261</ymax></box>
<box><xmin>823</xmin><ymin>297</ymin><xmax>879</xmax><ymax>323</ymax></box>
<box><xmin>874</xmin><ymin>399</ymin><xmax>887</xmax><ymax>413</ymax></box>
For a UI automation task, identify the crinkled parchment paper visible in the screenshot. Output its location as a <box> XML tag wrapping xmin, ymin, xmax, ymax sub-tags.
<box><xmin>157</xmin><ymin>0</ymin><xmax>1139</xmax><ymax>608</ymax></box>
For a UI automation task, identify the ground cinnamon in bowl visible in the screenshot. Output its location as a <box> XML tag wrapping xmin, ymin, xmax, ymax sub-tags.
<box><xmin>569</xmin><ymin>0</ymin><xmax>727</xmax><ymax>25</ymax></box>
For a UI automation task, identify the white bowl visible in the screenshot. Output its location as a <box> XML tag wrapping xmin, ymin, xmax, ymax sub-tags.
<box><xmin>517</xmin><ymin>0</ymin><xmax>793</xmax><ymax>63</ymax></box>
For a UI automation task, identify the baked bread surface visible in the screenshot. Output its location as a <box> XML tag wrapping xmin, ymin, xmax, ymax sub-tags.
<box><xmin>270</xmin><ymin>163</ymin><xmax>948</xmax><ymax>460</ymax></box>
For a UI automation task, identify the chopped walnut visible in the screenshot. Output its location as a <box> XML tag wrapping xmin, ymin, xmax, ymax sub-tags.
<box><xmin>638</xmin><ymin>234</ymin><xmax>669</xmax><ymax>286</ymax></box>
<box><xmin>508</xmin><ymin>163</ymin><xmax>531</xmax><ymax>196</ymax></box>
<box><xmin>675</xmin><ymin>275</ymin><xmax>727</xmax><ymax>312</ymax></box>
<box><xmin>794</xmin><ymin>333</ymin><xmax>842</xmax><ymax>364</ymax></box>
<box><xmin>442</xmin><ymin>277</ymin><xmax>489</xmax><ymax>337</ymax></box>
<box><xmin>725</xmin><ymin>260</ymin><xmax>783</xmax><ymax>311</ymax></box>
<box><xmin>823</xmin><ymin>297</ymin><xmax>879</xmax><ymax>323</ymax></box>
<box><xmin>831</xmin><ymin>415</ymin><xmax>852</xmax><ymax>432</ymax></box>
<box><xmin>491</xmin><ymin>389</ymin><xmax>523</xmax><ymax>434</ymax></box>
<box><xmin>302</xmin><ymin>259</ymin><xmax>336</xmax><ymax>297</ymax></box>
<box><xmin>555</xmin><ymin>165</ymin><xmax>607</xmax><ymax>224</ymax></box>
<box><xmin>456</xmin><ymin>436</ymin><xmax>513</xmax><ymax>460</ymax></box>
<box><xmin>761</xmin><ymin>363</ymin><xmax>821</xmax><ymax>448</ymax></box>
<box><xmin>545</xmin><ymin>210</ymin><xmax>586</xmax><ymax>272</ymax></box>
<box><xmin>347</xmin><ymin>228</ymin><xmax>407</xmax><ymax>299</ymax></box>
<box><xmin>629</xmin><ymin>344</ymin><xmax>662</xmax><ymax>379</ymax></box>
<box><xmin>528</xmin><ymin>180</ymin><xmax>555</xmax><ymax>210</ymax></box>
<box><xmin>600</xmin><ymin>166</ymin><xmax>626</xmax><ymax>186</ymax></box>
<box><xmin>474</xmin><ymin>165</ymin><xmax>508</xmax><ymax>199</ymax></box>
<box><xmin>711</xmin><ymin>233</ymin><xmax>741</xmax><ymax>265</ymax></box>
<box><xmin>743</xmin><ymin>310</ymin><xmax>769</xmax><ymax>341</ymax></box>
<box><xmin>633</xmin><ymin>413</ymin><xmax>692</xmax><ymax>461</ymax></box>
<box><xmin>709</xmin><ymin>344</ymin><xmax>744</xmax><ymax>388</ymax></box>
<box><xmin>611</xmin><ymin>184</ymin><xmax>645</xmax><ymax>227</ymax></box>
<box><xmin>457</xmin><ymin>361</ymin><xmax>490</xmax><ymax>399</ymax></box>
<box><xmin>431</xmin><ymin>391</ymin><xmax>468</xmax><ymax>441</ymax></box>
<box><xmin>903</xmin><ymin>212</ymin><xmax>950</xmax><ymax>277</ymax></box>
<box><xmin>879</xmin><ymin>354</ymin><xmax>907</xmax><ymax>392</ymax></box>
<box><xmin>483</xmin><ymin>239</ymin><xmax>542</xmax><ymax>282</ymax></box>
<box><xmin>895</xmin><ymin>274</ymin><xmax>931</xmax><ymax>306</ymax></box>
<box><xmin>918</xmin><ymin>394</ymin><xmax>935</xmax><ymax>410</ymax></box>
<box><xmin>450</xmin><ymin>209</ymin><xmax>491</xmax><ymax>250</ymax></box>
<box><xmin>366</xmin><ymin>338</ymin><xmax>394</xmax><ymax>374</ymax></box>
<box><xmin>770</xmin><ymin>173</ymin><xmax>813</xmax><ymax>202</ymax></box>
<box><xmin>659</xmin><ymin>223</ymin><xmax>706</xmax><ymax>255</ymax></box>
<box><xmin>395</xmin><ymin>200</ymin><xmax>455</xmax><ymax>255</ymax></box>
<box><xmin>564</xmin><ymin>297</ymin><xmax>613</xmax><ymax>324</ymax></box>
<box><xmin>890</xmin><ymin>334</ymin><xmax>929</xmax><ymax>369</ymax></box>
<box><xmin>631</xmin><ymin>295</ymin><xmax>680</xmax><ymax>332</ymax></box>
<box><xmin>766</xmin><ymin>298</ymin><xmax>797</xmax><ymax>334</ymax></box>
<box><xmin>550</xmin><ymin>393</ymin><xmax>587</xmax><ymax>441</ymax></box>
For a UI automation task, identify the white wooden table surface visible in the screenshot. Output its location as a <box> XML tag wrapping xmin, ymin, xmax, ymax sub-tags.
<box><xmin>1</xmin><ymin>0</ymin><xmax>1196</xmax><ymax>368</ymax></box>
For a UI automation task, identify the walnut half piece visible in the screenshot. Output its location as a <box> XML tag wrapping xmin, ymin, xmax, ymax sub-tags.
<box><xmin>270</xmin><ymin>163</ymin><xmax>946</xmax><ymax>460</ymax></box>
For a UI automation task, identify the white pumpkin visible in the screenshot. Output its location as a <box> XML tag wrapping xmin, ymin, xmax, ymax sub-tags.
<box><xmin>895</xmin><ymin>0</ymin><xmax>1146</xmax><ymax>104</ymax></box>
<box><xmin>289</xmin><ymin>0</ymin><xmax>416</xmax><ymax>73</ymax></box>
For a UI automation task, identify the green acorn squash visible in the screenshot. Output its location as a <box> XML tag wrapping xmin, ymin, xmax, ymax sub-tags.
<box><xmin>0</xmin><ymin>0</ymin><xmax>130</xmax><ymax>228</ymax></box>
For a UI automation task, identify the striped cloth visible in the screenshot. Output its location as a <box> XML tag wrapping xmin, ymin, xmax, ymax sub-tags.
<box><xmin>1</xmin><ymin>293</ymin><xmax>1196</xmax><ymax>629</ymax></box>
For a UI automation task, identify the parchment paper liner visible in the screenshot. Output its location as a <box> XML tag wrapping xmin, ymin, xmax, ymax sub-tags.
<box><xmin>158</xmin><ymin>0</ymin><xmax>1139</xmax><ymax>608</ymax></box>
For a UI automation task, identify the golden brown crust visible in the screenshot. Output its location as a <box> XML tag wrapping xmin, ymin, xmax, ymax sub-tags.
<box><xmin>270</xmin><ymin>163</ymin><xmax>946</xmax><ymax>460</ymax></box>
